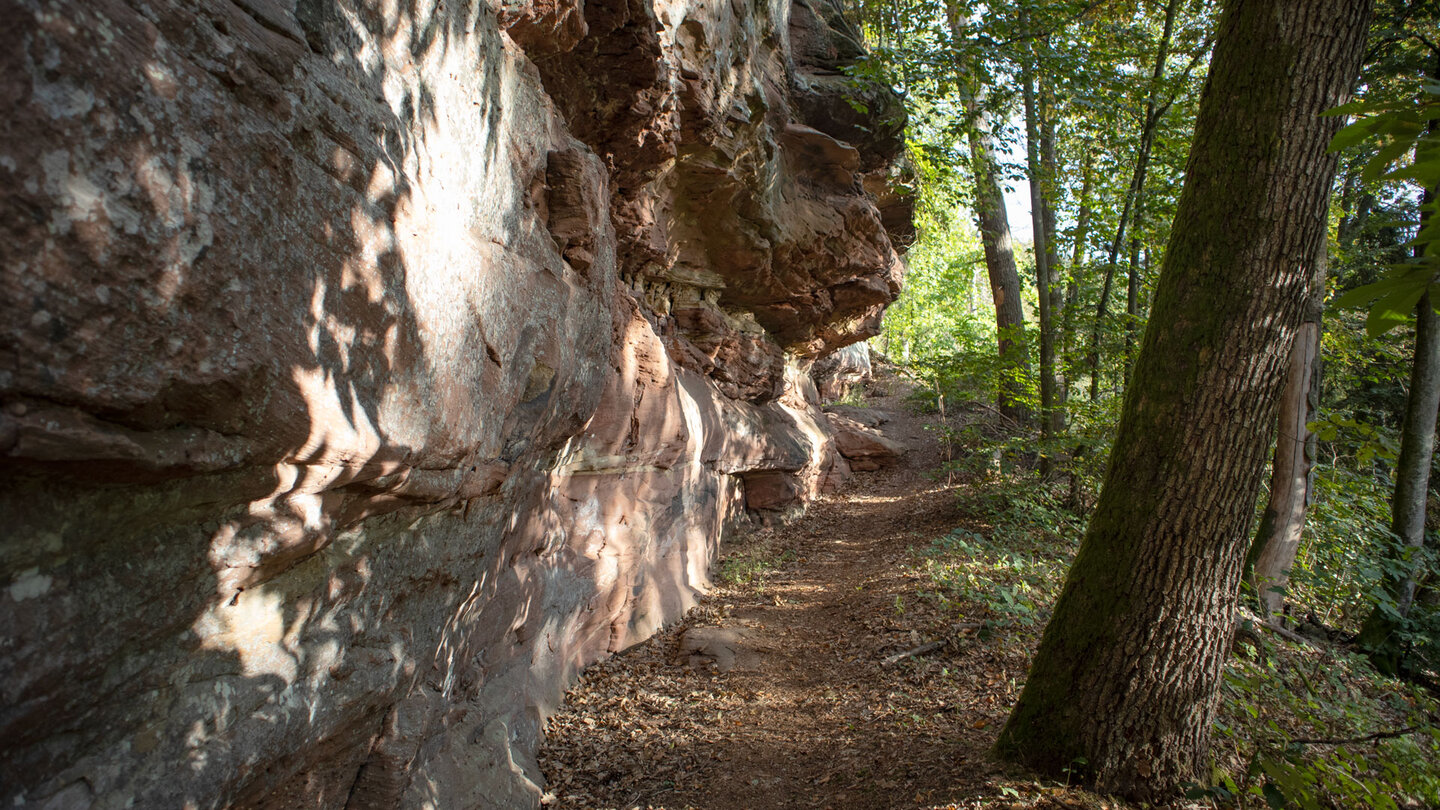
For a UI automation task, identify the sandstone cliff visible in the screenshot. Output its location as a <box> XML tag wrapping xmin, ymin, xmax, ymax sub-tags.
<box><xmin>0</xmin><ymin>0</ymin><xmax>910</xmax><ymax>806</ymax></box>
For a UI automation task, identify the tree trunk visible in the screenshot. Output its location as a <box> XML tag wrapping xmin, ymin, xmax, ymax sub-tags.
<box><xmin>1087</xmin><ymin>0</ymin><xmax>1180</xmax><ymax>402</ymax></box>
<box><xmin>995</xmin><ymin>0</ymin><xmax>1370</xmax><ymax>800</ymax></box>
<box><xmin>1247</xmin><ymin>253</ymin><xmax>1325</xmax><ymax>618</ymax></box>
<box><xmin>1357</xmin><ymin>289</ymin><xmax>1440</xmax><ymax>670</ymax></box>
<box><xmin>1357</xmin><ymin>59</ymin><xmax>1440</xmax><ymax>670</ymax></box>
<box><xmin>1024</xmin><ymin>48</ymin><xmax>1058</xmax><ymax>458</ymax></box>
<box><xmin>946</xmin><ymin>0</ymin><xmax>1030</xmax><ymax>424</ymax></box>
<box><xmin>1042</xmin><ymin>77</ymin><xmax>1067</xmax><ymax>443</ymax></box>
<box><xmin>969</xmin><ymin>126</ymin><xmax>1031</xmax><ymax>424</ymax></box>
<box><xmin>1065</xmin><ymin>153</ymin><xmax>1094</xmax><ymax>507</ymax></box>
<box><xmin>1124</xmin><ymin>231</ymin><xmax>1141</xmax><ymax>386</ymax></box>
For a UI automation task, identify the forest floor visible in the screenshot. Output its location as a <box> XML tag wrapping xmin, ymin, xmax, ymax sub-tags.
<box><xmin>536</xmin><ymin>368</ymin><xmax>1125</xmax><ymax>810</ymax></box>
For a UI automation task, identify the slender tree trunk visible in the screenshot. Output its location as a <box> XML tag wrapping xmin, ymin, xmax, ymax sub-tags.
<box><xmin>1066</xmin><ymin>153</ymin><xmax>1094</xmax><ymax>507</ymax></box>
<box><xmin>1042</xmin><ymin>76</ymin><xmax>1067</xmax><ymax>442</ymax></box>
<box><xmin>1248</xmin><ymin>252</ymin><xmax>1326</xmax><ymax>619</ymax></box>
<box><xmin>1088</xmin><ymin>0</ymin><xmax>1180</xmax><ymax>401</ymax></box>
<box><xmin>1357</xmin><ymin>290</ymin><xmax>1440</xmax><ymax>669</ymax></box>
<box><xmin>946</xmin><ymin>0</ymin><xmax>1030</xmax><ymax>423</ymax></box>
<box><xmin>1357</xmin><ymin>61</ymin><xmax>1440</xmax><ymax>670</ymax></box>
<box><xmin>969</xmin><ymin>125</ymin><xmax>1032</xmax><ymax>423</ymax></box>
<box><xmin>1124</xmin><ymin>231</ymin><xmax>1141</xmax><ymax>386</ymax></box>
<box><xmin>1337</xmin><ymin>149</ymin><xmax>1374</xmax><ymax>248</ymax></box>
<box><xmin>1024</xmin><ymin>47</ymin><xmax>1058</xmax><ymax>460</ymax></box>
<box><xmin>996</xmin><ymin>0</ymin><xmax>1370</xmax><ymax>800</ymax></box>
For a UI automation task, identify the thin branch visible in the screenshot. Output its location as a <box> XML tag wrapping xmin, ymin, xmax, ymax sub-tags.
<box><xmin>882</xmin><ymin>639</ymin><xmax>946</xmax><ymax>666</ymax></box>
<box><xmin>1235</xmin><ymin>610</ymin><xmax>1317</xmax><ymax>646</ymax></box>
<box><xmin>989</xmin><ymin>0</ymin><xmax>1113</xmax><ymax>50</ymax></box>
<box><xmin>1282</xmin><ymin>724</ymin><xmax>1433</xmax><ymax>747</ymax></box>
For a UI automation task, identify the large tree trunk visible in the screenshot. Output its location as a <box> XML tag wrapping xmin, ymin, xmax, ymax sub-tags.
<box><xmin>995</xmin><ymin>0</ymin><xmax>1370</xmax><ymax>800</ymax></box>
<box><xmin>1247</xmin><ymin>255</ymin><xmax>1325</xmax><ymax>618</ymax></box>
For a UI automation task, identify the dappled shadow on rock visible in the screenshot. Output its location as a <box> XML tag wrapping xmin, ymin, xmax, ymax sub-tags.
<box><xmin>1</xmin><ymin>0</ymin><xmax>912</xmax><ymax>808</ymax></box>
<box><xmin>539</xmin><ymin>382</ymin><xmax>1059</xmax><ymax>809</ymax></box>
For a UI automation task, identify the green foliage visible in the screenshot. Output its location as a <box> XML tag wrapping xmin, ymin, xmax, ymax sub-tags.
<box><xmin>918</xmin><ymin>486</ymin><xmax>1081</xmax><ymax>629</ymax></box>
<box><xmin>1285</xmin><ymin>465</ymin><xmax>1397</xmax><ymax>630</ymax></box>
<box><xmin>1327</xmin><ymin>84</ymin><xmax>1440</xmax><ymax>336</ymax></box>
<box><xmin>1211</xmin><ymin>639</ymin><xmax>1440</xmax><ymax>809</ymax></box>
<box><xmin>717</xmin><ymin>536</ymin><xmax>796</xmax><ymax>592</ymax></box>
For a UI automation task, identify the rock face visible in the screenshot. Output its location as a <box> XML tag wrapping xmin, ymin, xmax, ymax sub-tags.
<box><xmin>812</xmin><ymin>341</ymin><xmax>873</xmax><ymax>401</ymax></box>
<box><xmin>827</xmin><ymin>411</ymin><xmax>908</xmax><ymax>471</ymax></box>
<box><xmin>0</xmin><ymin>0</ymin><xmax>909</xmax><ymax>808</ymax></box>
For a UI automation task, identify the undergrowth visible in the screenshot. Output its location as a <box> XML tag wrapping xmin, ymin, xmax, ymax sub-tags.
<box><xmin>1210</xmin><ymin>637</ymin><xmax>1440</xmax><ymax>809</ymax></box>
<box><xmin>914</xmin><ymin>454</ymin><xmax>1440</xmax><ymax>809</ymax></box>
<box><xmin>917</xmin><ymin>478</ymin><xmax>1081</xmax><ymax>632</ymax></box>
<box><xmin>717</xmin><ymin>529</ymin><xmax>797</xmax><ymax>592</ymax></box>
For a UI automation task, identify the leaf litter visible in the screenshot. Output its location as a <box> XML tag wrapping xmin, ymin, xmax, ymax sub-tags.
<box><xmin>538</xmin><ymin>371</ymin><xmax>1170</xmax><ymax>810</ymax></box>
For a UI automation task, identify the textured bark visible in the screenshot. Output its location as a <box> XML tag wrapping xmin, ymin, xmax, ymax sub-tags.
<box><xmin>1249</xmin><ymin>323</ymin><xmax>1322</xmax><ymax>615</ymax></box>
<box><xmin>995</xmin><ymin>0</ymin><xmax>1371</xmax><ymax>800</ymax></box>
<box><xmin>1249</xmin><ymin>256</ymin><xmax>1326</xmax><ymax>618</ymax></box>
<box><xmin>970</xmin><ymin>125</ymin><xmax>1031</xmax><ymax>423</ymax></box>
<box><xmin>1387</xmin><ymin>291</ymin><xmax>1440</xmax><ymax>617</ymax></box>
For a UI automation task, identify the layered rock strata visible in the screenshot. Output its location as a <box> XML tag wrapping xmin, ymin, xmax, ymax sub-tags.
<box><xmin>0</xmin><ymin>0</ymin><xmax>910</xmax><ymax>807</ymax></box>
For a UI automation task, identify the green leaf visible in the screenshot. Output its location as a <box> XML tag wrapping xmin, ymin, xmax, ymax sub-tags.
<box><xmin>1329</xmin><ymin>119</ymin><xmax>1379</xmax><ymax>152</ymax></box>
<box><xmin>1362</xmin><ymin>139</ymin><xmax>1413</xmax><ymax>182</ymax></box>
<box><xmin>1262</xmin><ymin>782</ymin><xmax>1287</xmax><ymax>810</ymax></box>
<box><xmin>1332</xmin><ymin>275</ymin><xmax>1408</xmax><ymax>310</ymax></box>
<box><xmin>1323</xmin><ymin>98</ymin><xmax>1378</xmax><ymax>117</ymax></box>
<box><xmin>1365</xmin><ymin>283</ymin><xmax>1427</xmax><ymax>337</ymax></box>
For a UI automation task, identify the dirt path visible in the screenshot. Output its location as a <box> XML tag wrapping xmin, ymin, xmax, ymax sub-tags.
<box><xmin>538</xmin><ymin>374</ymin><xmax>1080</xmax><ymax>810</ymax></box>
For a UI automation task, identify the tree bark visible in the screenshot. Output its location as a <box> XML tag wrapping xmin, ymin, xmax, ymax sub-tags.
<box><xmin>1042</xmin><ymin>76</ymin><xmax>1067</xmax><ymax>442</ymax></box>
<box><xmin>1024</xmin><ymin>47</ymin><xmax>1059</xmax><ymax>458</ymax></box>
<box><xmin>1247</xmin><ymin>253</ymin><xmax>1325</xmax><ymax>618</ymax></box>
<box><xmin>995</xmin><ymin>0</ymin><xmax>1370</xmax><ymax>800</ymax></box>
<box><xmin>969</xmin><ymin>124</ymin><xmax>1031</xmax><ymax>424</ymax></box>
<box><xmin>946</xmin><ymin>0</ymin><xmax>1031</xmax><ymax>424</ymax></box>
<box><xmin>1357</xmin><ymin>289</ymin><xmax>1440</xmax><ymax>669</ymax></box>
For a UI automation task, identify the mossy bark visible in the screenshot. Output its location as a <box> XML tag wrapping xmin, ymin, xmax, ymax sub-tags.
<box><xmin>995</xmin><ymin>0</ymin><xmax>1371</xmax><ymax>801</ymax></box>
<box><xmin>969</xmin><ymin>125</ymin><xmax>1031</xmax><ymax>424</ymax></box>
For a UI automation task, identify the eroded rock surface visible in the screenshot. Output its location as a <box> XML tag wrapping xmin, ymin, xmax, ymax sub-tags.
<box><xmin>0</xmin><ymin>0</ymin><xmax>909</xmax><ymax>807</ymax></box>
<box><xmin>812</xmin><ymin>341</ymin><xmax>873</xmax><ymax>401</ymax></box>
<box><xmin>827</xmin><ymin>411</ymin><xmax>908</xmax><ymax>471</ymax></box>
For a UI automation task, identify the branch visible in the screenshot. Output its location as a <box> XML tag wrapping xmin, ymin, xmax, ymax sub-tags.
<box><xmin>882</xmin><ymin>639</ymin><xmax>946</xmax><ymax>666</ymax></box>
<box><xmin>1283</xmin><ymin>724</ymin><xmax>1432</xmax><ymax>747</ymax></box>
<box><xmin>1148</xmin><ymin>34</ymin><xmax>1215</xmax><ymax>129</ymax></box>
<box><xmin>1235</xmin><ymin>610</ymin><xmax>1317</xmax><ymax>647</ymax></box>
<box><xmin>992</xmin><ymin>0</ymin><xmax>1113</xmax><ymax>50</ymax></box>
